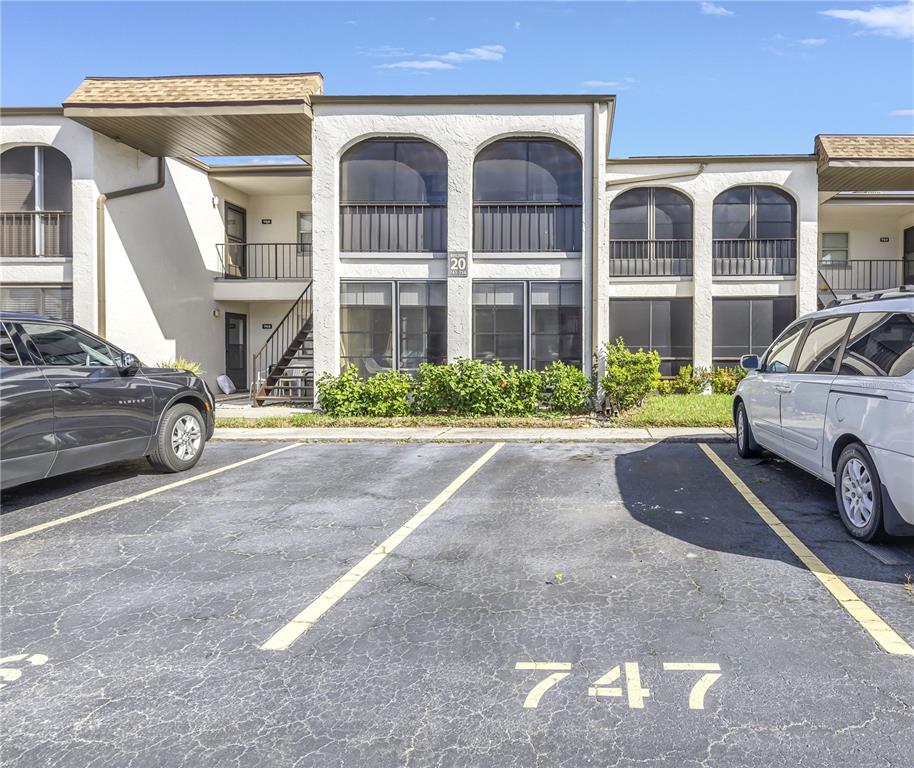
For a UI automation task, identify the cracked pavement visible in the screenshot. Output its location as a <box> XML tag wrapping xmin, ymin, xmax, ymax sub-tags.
<box><xmin>1</xmin><ymin>440</ymin><xmax>913</xmax><ymax>767</ymax></box>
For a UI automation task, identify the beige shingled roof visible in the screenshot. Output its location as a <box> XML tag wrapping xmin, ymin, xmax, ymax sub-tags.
<box><xmin>817</xmin><ymin>135</ymin><xmax>914</xmax><ymax>161</ymax></box>
<box><xmin>64</xmin><ymin>73</ymin><xmax>323</xmax><ymax>107</ymax></box>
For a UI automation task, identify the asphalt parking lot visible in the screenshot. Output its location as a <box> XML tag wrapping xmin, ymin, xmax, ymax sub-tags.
<box><xmin>2</xmin><ymin>439</ymin><xmax>913</xmax><ymax>767</ymax></box>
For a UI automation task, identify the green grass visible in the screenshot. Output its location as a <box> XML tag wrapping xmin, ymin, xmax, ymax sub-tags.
<box><xmin>215</xmin><ymin>412</ymin><xmax>595</xmax><ymax>429</ymax></box>
<box><xmin>615</xmin><ymin>394</ymin><xmax>733</xmax><ymax>428</ymax></box>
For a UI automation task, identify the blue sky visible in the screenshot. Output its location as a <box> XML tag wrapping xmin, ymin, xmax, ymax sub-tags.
<box><xmin>2</xmin><ymin>1</ymin><xmax>911</xmax><ymax>157</ymax></box>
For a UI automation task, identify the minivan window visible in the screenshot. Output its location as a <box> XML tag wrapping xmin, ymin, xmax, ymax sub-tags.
<box><xmin>765</xmin><ymin>322</ymin><xmax>806</xmax><ymax>373</ymax></box>
<box><xmin>839</xmin><ymin>312</ymin><xmax>914</xmax><ymax>377</ymax></box>
<box><xmin>0</xmin><ymin>326</ymin><xmax>20</xmax><ymax>366</ymax></box>
<box><xmin>21</xmin><ymin>323</ymin><xmax>117</xmax><ymax>367</ymax></box>
<box><xmin>795</xmin><ymin>315</ymin><xmax>852</xmax><ymax>374</ymax></box>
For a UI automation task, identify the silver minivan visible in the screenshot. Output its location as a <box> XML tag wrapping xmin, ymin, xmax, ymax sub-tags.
<box><xmin>733</xmin><ymin>290</ymin><xmax>914</xmax><ymax>542</ymax></box>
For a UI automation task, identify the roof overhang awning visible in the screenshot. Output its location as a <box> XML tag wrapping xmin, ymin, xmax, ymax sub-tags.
<box><xmin>816</xmin><ymin>135</ymin><xmax>914</xmax><ymax>192</ymax></box>
<box><xmin>62</xmin><ymin>73</ymin><xmax>322</xmax><ymax>158</ymax></box>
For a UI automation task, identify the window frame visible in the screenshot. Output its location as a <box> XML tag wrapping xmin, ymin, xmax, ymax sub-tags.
<box><xmin>472</xmin><ymin>280</ymin><xmax>584</xmax><ymax>371</ymax></box>
<box><xmin>608</xmin><ymin>298</ymin><xmax>694</xmax><ymax>377</ymax></box>
<box><xmin>609</xmin><ymin>187</ymin><xmax>693</xmax><ymax>243</ymax></box>
<box><xmin>0</xmin><ymin>284</ymin><xmax>74</xmax><ymax>322</ymax></box>
<box><xmin>711</xmin><ymin>296</ymin><xmax>797</xmax><ymax>367</ymax></box>
<box><xmin>473</xmin><ymin>138</ymin><xmax>583</xmax><ymax>205</ymax></box>
<box><xmin>712</xmin><ymin>185</ymin><xmax>797</xmax><ymax>243</ymax></box>
<box><xmin>339</xmin><ymin>279</ymin><xmax>448</xmax><ymax>375</ymax></box>
<box><xmin>340</xmin><ymin>138</ymin><xmax>448</xmax><ymax>205</ymax></box>
<box><xmin>821</xmin><ymin>232</ymin><xmax>849</xmax><ymax>266</ymax></box>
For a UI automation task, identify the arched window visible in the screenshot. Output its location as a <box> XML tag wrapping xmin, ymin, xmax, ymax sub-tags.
<box><xmin>1</xmin><ymin>145</ymin><xmax>72</xmax><ymax>257</ymax></box>
<box><xmin>473</xmin><ymin>138</ymin><xmax>582</xmax><ymax>252</ymax></box>
<box><xmin>339</xmin><ymin>138</ymin><xmax>446</xmax><ymax>252</ymax></box>
<box><xmin>712</xmin><ymin>185</ymin><xmax>796</xmax><ymax>275</ymax></box>
<box><xmin>609</xmin><ymin>187</ymin><xmax>692</xmax><ymax>275</ymax></box>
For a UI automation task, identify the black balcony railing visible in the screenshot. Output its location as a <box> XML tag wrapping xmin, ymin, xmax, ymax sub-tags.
<box><xmin>713</xmin><ymin>238</ymin><xmax>796</xmax><ymax>276</ymax></box>
<box><xmin>474</xmin><ymin>203</ymin><xmax>582</xmax><ymax>253</ymax></box>
<box><xmin>340</xmin><ymin>204</ymin><xmax>446</xmax><ymax>252</ymax></box>
<box><xmin>0</xmin><ymin>211</ymin><xmax>72</xmax><ymax>257</ymax></box>
<box><xmin>819</xmin><ymin>259</ymin><xmax>906</xmax><ymax>293</ymax></box>
<box><xmin>609</xmin><ymin>239</ymin><xmax>693</xmax><ymax>276</ymax></box>
<box><xmin>216</xmin><ymin>242</ymin><xmax>312</xmax><ymax>280</ymax></box>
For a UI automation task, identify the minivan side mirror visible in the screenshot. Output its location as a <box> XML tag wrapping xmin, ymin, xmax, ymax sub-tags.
<box><xmin>119</xmin><ymin>352</ymin><xmax>141</xmax><ymax>372</ymax></box>
<box><xmin>739</xmin><ymin>354</ymin><xmax>761</xmax><ymax>371</ymax></box>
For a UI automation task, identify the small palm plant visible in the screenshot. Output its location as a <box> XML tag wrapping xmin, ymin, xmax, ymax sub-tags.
<box><xmin>155</xmin><ymin>357</ymin><xmax>204</xmax><ymax>376</ymax></box>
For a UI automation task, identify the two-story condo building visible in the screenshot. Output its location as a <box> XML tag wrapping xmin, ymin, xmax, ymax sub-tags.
<box><xmin>2</xmin><ymin>73</ymin><xmax>912</xmax><ymax>403</ymax></box>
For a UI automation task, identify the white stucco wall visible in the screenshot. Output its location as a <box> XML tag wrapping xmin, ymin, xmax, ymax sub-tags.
<box><xmin>603</xmin><ymin>159</ymin><xmax>819</xmax><ymax>368</ymax></box>
<box><xmin>819</xmin><ymin>200</ymin><xmax>913</xmax><ymax>261</ymax></box>
<box><xmin>309</xmin><ymin>101</ymin><xmax>610</xmax><ymax>380</ymax></box>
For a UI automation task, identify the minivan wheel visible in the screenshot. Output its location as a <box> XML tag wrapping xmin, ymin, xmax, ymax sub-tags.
<box><xmin>148</xmin><ymin>404</ymin><xmax>205</xmax><ymax>473</ymax></box>
<box><xmin>735</xmin><ymin>402</ymin><xmax>759</xmax><ymax>459</ymax></box>
<box><xmin>835</xmin><ymin>444</ymin><xmax>885</xmax><ymax>542</ymax></box>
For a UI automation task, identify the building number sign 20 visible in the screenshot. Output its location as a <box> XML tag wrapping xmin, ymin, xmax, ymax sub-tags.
<box><xmin>448</xmin><ymin>251</ymin><xmax>468</xmax><ymax>277</ymax></box>
<box><xmin>514</xmin><ymin>661</ymin><xmax>722</xmax><ymax>711</ymax></box>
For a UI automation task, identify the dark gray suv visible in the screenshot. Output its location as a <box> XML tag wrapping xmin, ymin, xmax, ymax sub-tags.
<box><xmin>1</xmin><ymin>313</ymin><xmax>215</xmax><ymax>489</ymax></box>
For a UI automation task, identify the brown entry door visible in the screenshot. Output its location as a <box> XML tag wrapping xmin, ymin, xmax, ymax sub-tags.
<box><xmin>225</xmin><ymin>202</ymin><xmax>247</xmax><ymax>278</ymax></box>
<box><xmin>225</xmin><ymin>313</ymin><xmax>247</xmax><ymax>390</ymax></box>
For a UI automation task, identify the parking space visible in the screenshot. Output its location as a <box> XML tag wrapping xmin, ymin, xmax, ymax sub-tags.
<box><xmin>2</xmin><ymin>440</ymin><xmax>913</xmax><ymax>767</ymax></box>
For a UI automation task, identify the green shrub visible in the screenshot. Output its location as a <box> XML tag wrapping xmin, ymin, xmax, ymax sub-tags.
<box><xmin>709</xmin><ymin>365</ymin><xmax>748</xmax><ymax>394</ymax></box>
<box><xmin>156</xmin><ymin>357</ymin><xmax>203</xmax><ymax>376</ymax></box>
<box><xmin>412</xmin><ymin>362</ymin><xmax>459</xmax><ymax>414</ymax></box>
<box><xmin>504</xmin><ymin>366</ymin><xmax>542</xmax><ymax>416</ymax></box>
<box><xmin>361</xmin><ymin>370</ymin><xmax>412</xmax><ymax>416</ymax></box>
<box><xmin>540</xmin><ymin>361</ymin><xmax>593</xmax><ymax>414</ymax></box>
<box><xmin>657</xmin><ymin>364</ymin><xmax>710</xmax><ymax>395</ymax></box>
<box><xmin>600</xmin><ymin>339</ymin><xmax>661</xmax><ymax>415</ymax></box>
<box><xmin>656</xmin><ymin>379</ymin><xmax>675</xmax><ymax>396</ymax></box>
<box><xmin>316</xmin><ymin>365</ymin><xmax>366</xmax><ymax>416</ymax></box>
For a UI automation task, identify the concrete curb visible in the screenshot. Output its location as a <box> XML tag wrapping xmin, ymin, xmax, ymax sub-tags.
<box><xmin>212</xmin><ymin>426</ymin><xmax>735</xmax><ymax>444</ymax></box>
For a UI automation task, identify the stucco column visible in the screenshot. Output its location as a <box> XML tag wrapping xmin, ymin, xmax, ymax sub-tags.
<box><xmin>310</xmin><ymin>119</ymin><xmax>340</xmax><ymax>381</ymax></box>
<box><xmin>692</xmin><ymin>191</ymin><xmax>713</xmax><ymax>369</ymax></box>
<box><xmin>447</xmin><ymin>145</ymin><xmax>473</xmax><ymax>361</ymax></box>
<box><xmin>796</xmin><ymin>206</ymin><xmax>819</xmax><ymax>316</ymax></box>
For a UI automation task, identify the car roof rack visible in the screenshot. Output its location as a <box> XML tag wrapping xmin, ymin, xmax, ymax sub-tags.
<box><xmin>826</xmin><ymin>284</ymin><xmax>913</xmax><ymax>308</ymax></box>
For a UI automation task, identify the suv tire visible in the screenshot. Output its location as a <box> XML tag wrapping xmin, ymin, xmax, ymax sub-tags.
<box><xmin>835</xmin><ymin>443</ymin><xmax>885</xmax><ymax>542</ymax></box>
<box><xmin>735</xmin><ymin>401</ymin><xmax>760</xmax><ymax>459</ymax></box>
<box><xmin>148</xmin><ymin>403</ymin><xmax>205</xmax><ymax>473</ymax></box>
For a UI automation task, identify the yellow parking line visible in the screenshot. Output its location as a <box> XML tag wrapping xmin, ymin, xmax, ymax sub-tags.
<box><xmin>699</xmin><ymin>443</ymin><xmax>914</xmax><ymax>657</ymax></box>
<box><xmin>261</xmin><ymin>442</ymin><xmax>504</xmax><ymax>651</ymax></box>
<box><xmin>0</xmin><ymin>443</ymin><xmax>304</xmax><ymax>544</ymax></box>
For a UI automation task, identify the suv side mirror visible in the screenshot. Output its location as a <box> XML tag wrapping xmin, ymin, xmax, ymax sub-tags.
<box><xmin>119</xmin><ymin>352</ymin><xmax>140</xmax><ymax>372</ymax></box>
<box><xmin>740</xmin><ymin>354</ymin><xmax>761</xmax><ymax>371</ymax></box>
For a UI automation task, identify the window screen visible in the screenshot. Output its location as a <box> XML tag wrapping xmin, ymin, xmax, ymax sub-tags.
<box><xmin>712</xmin><ymin>297</ymin><xmax>795</xmax><ymax>365</ymax></box>
<box><xmin>609</xmin><ymin>298</ymin><xmax>693</xmax><ymax>376</ymax></box>
<box><xmin>340</xmin><ymin>282</ymin><xmax>393</xmax><ymax>376</ymax></box>
<box><xmin>21</xmin><ymin>322</ymin><xmax>116</xmax><ymax>367</ymax></box>
<box><xmin>0</xmin><ymin>147</ymin><xmax>36</xmax><ymax>211</ymax></box>
<box><xmin>341</xmin><ymin>140</ymin><xmax>446</xmax><ymax>204</ymax></box>
<box><xmin>795</xmin><ymin>315</ymin><xmax>852</xmax><ymax>374</ymax></box>
<box><xmin>473</xmin><ymin>282</ymin><xmax>525</xmax><ymax>368</ymax></box>
<box><xmin>840</xmin><ymin>312</ymin><xmax>914</xmax><ymax>377</ymax></box>
<box><xmin>0</xmin><ymin>285</ymin><xmax>73</xmax><ymax>321</ymax></box>
<box><xmin>609</xmin><ymin>188</ymin><xmax>650</xmax><ymax>240</ymax></box>
<box><xmin>474</xmin><ymin>139</ymin><xmax>582</xmax><ymax>204</ymax></box>
<box><xmin>530</xmin><ymin>282</ymin><xmax>582</xmax><ymax>370</ymax></box>
<box><xmin>399</xmin><ymin>282</ymin><xmax>447</xmax><ymax>371</ymax></box>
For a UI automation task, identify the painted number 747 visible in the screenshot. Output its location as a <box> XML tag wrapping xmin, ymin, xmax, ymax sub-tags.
<box><xmin>514</xmin><ymin>661</ymin><xmax>722</xmax><ymax>711</ymax></box>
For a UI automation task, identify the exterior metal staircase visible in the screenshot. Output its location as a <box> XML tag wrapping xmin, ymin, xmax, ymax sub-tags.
<box><xmin>251</xmin><ymin>283</ymin><xmax>314</xmax><ymax>406</ymax></box>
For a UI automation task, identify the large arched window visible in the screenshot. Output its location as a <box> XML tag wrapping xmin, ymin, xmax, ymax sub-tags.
<box><xmin>339</xmin><ymin>138</ymin><xmax>446</xmax><ymax>252</ymax></box>
<box><xmin>1</xmin><ymin>145</ymin><xmax>72</xmax><ymax>257</ymax></box>
<box><xmin>609</xmin><ymin>187</ymin><xmax>692</xmax><ymax>275</ymax></box>
<box><xmin>712</xmin><ymin>185</ymin><xmax>796</xmax><ymax>275</ymax></box>
<box><xmin>473</xmin><ymin>138</ymin><xmax>582</xmax><ymax>252</ymax></box>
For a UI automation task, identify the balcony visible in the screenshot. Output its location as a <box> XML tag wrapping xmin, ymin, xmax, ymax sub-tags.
<box><xmin>216</xmin><ymin>242</ymin><xmax>312</xmax><ymax>280</ymax></box>
<box><xmin>340</xmin><ymin>204</ymin><xmax>446</xmax><ymax>253</ymax></box>
<box><xmin>0</xmin><ymin>211</ymin><xmax>72</xmax><ymax>258</ymax></box>
<box><xmin>713</xmin><ymin>239</ymin><xmax>796</xmax><ymax>276</ymax></box>
<box><xmin>819</xmin><ymin>259</ymin><xmax>907</xmax><ymax>293</ymax></box>
<box><xmin>474</xmin><ymin>203</ymin><xmax>582</xmax><ymax>253</ymax></box>
<box><xmin>608</xmin><ymin>239</ymin><xmax>693</xmax><ymax>276</ymax></box>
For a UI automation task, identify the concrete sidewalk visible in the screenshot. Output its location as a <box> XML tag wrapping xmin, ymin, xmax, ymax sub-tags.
<box><xmin>212</xmin><ymin>425</ymin><xmax>734</xmax><ymax>443</ymax></box>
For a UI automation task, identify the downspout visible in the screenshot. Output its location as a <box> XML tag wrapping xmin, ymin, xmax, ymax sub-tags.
<box><xmin>591</xmin><ymin>102</ymin><xmax>601</xmax><ymax>377</ymax></box>
<box><xmin>96</xmin><ymin>157</ymin><xmax>166</xmax><ymax>335</ymax></box>
<box><xmin>605</xmin><ymin>164</ymin><xmax>705</xmax><ymax>188</ymax></box>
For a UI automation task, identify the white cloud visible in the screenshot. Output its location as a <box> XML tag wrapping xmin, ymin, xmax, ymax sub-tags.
<box><xmin>363</xmin><ymin>46</ymin><xmax>416</xmax><ymax>58</ymax></box>
<box><xmin>888</xmin><ymin>108</ymin><xmax>914</xmax><ymax>115</ymax></box>
<box><xmin>373</xmin><ymin>43</ymin><xmax>506</xmax><ymax>73</ymax></box>
<box><xmin>798</xmin><ymin>37</ymin><xmax>826</xmax><ymax>45</ymax></box>
<box><xmin>514</xmin><ymin>20</ymin><xmax>521</xmax><ymax>30</ymax></box>
<box><xmin>700</xmin><ymin>2</ymin><xmax>734</xmax><ymax>17</ymax></box>
<box><xmin>820</xmin><ymin>2</ymin><xmax>914</xmax><ymax>39</ymax></box>
<box><xmin>345</xmin><ymin>20</ymin><xmax>358</xmax><ymax>26</ymax></box>
<box><xmin>581</xmin><ymin>80</ymin><xmax>622</xmax><ymax>88</ymax></box>
<box><xmin>376</xmin><ymin>60</ymin><xmax>457</xmax><ymax>71</ymax></box>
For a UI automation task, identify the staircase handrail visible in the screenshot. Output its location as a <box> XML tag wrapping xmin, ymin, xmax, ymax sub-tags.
<box><xmin>817</xmin><ymin>269</ymin><xmax>840</xmax><ymax>308</ymax></box>
<box><xmin>250</xmin><ymin>281</ymin><xmax>313</xmax><ymax>401</ymax></box>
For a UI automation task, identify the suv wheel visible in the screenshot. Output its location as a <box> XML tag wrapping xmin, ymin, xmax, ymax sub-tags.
<box><xmin>735</xmin><ymin>401</ymin><xmax>759</xmax><ymax>459</ymax></box>
<box><xmin>148</xmin><ymin>403</ymin><xmax>205</xmax><ymax>473</ymax></box>
<box><xmin>835</xmin><ymin>443</ymin><xmax>885</xmax><ymax>542</ymax></box>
